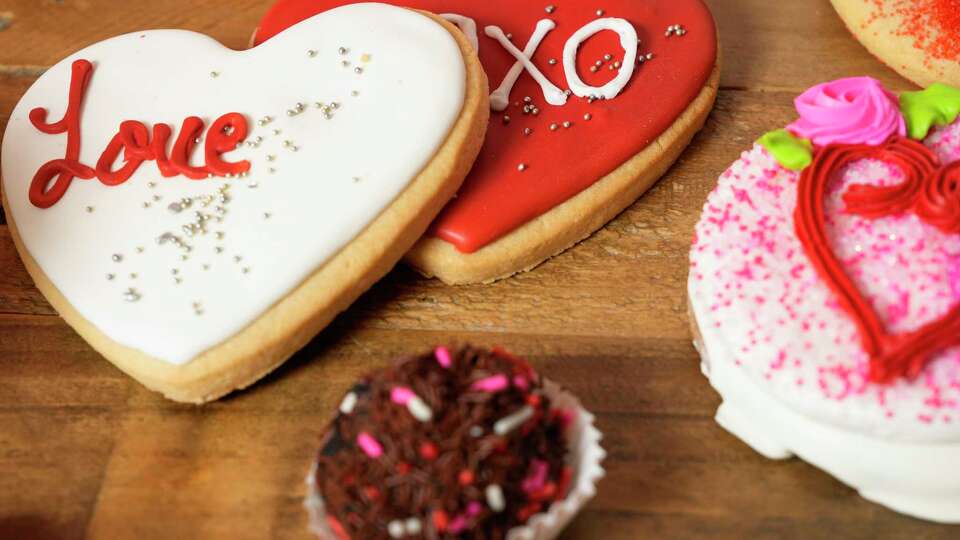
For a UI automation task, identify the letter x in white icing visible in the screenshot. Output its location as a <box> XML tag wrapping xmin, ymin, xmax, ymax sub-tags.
<box><xmin>486</xmin><ymin>20</ymin><xmax>568</xmax><ymax>111</ymax></box>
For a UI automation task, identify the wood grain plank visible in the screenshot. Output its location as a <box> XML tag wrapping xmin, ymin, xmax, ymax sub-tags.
<box><xmin>0</xmin><ymin>0</ymin><xmax>267</xmax><ymax>68</ymax></box>
<box><xmin>703</xmin><ymin>0</ymin><xmax>917</xmax><ymax>93</ymax></box>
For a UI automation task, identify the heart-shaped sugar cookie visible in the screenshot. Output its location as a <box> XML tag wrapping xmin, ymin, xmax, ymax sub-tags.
<box><xmin>0</xmin><ymin>4</ymin><xmax>488</xmax><ymax>403</ymax></box>
<box><xmin>256</xmin><ymin>0</ymin><xmax>719</xmax><ymax>284</ymax></box>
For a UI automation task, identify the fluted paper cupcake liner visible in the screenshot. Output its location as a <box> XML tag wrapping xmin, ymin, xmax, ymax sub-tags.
<box><xmin>304</xmin><ymin>377</ymin><xmax>606</xmax><ymax>540</ymax></box>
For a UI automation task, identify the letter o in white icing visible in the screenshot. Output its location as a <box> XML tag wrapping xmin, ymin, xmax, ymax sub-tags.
<box><xmin>563</xmin><ymin>18</ymin><xmax>638</xmax><ymax>100</ymax></box>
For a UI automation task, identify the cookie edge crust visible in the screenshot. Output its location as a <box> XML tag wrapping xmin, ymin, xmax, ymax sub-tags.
<box><xmin>405</xmin><ymin>58</ymin><xmax>720</xmax><ymax>285</ymax></box>
<box><xmin>830</xmin><ymin>0</ymin><xmax>960</xmax><ymax>89</ymax></box>
<box><xmin>1</xmin><ymin>12</ymin><xmax>490</xmax><ymax>404</ymax></box>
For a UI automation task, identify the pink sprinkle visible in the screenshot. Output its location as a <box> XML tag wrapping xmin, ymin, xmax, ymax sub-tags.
<box><xmin>447</xmin><ymin>516</ymin><xmax>468</xmax><ymax>534</ymax></box>
<box><xmin>471</xmin><ymin>374</ymin><xmax>509</xmax><ymax>393</ymax></box>
<box><xmin>512</xmin><ymin>375</ymin><xmax>530</xmax><ymax>390</ymax></box>
<box><xmin>391</xmin><ymin>386</ymin><xmax>415</xmax><ymax>405</ymax></box>
<box><xmin>356</xmin><ymin>432</ymin><xmax>383</xmax><ymax>459</ymax></box>
<box><xmin>435</xmin><ymin>346</ymin><xmax>452</xmax><ymax>368</ymax></box>
<box><xmin>467</xmin><ymin>502</ymin><xmax>483</xmax><ymax>516</ymax></box>
<box><xmin>521</xmin><ymin>459</ymin><xmax>549</xmax><ymax>494</ymax></box>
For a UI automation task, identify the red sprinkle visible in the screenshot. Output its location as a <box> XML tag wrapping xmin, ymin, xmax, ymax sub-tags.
<box><xmin>432</xmin><ymin>510</ymin><xmax>449</xmax><ymax>532</ymax></box>
<box><xmin>557</xmin><ymin>466</ymin><xmax>574</xmax><ymax>499</ymax></box>
<box><xmin>396</xmin><ymin>462</ymin><xmax>412</xmax><ymax>475</ymax></box>
<box><xmin>870</xmin><ymin>0</ymin><xmax>960</xmax><ymax>64</ymax></box>
<box><xmin>458</xmin><ymin>469</ymin><xmax>475</xmax><ymax>486</ymax></box>
<box><xmin>529</xmin><ymin>482</ymin><xmax>558</xmax><ymax>502</ymax></box>
<box><xmin>327</xmin><ymin>515</ymin><xmax>351</xmax><ymax>540</ymax></box>
<box><xmin>362</xmin><ymin>486</ymin><xmax>380</xmax><ymax>501</ymax></box>
<box><xmin>526</xmin><ymin>393</ymin><xmax>542</xmax><ymax>407</ymax></box>
<box><xmin>516</xmin><ymin>502</ymin><xmax>543</xmax><ymax>522</ymax></box>
<box><xmin>419</xmin><ymin>441</ymin><xmax>438</xmax><ymax>461</ymax></box>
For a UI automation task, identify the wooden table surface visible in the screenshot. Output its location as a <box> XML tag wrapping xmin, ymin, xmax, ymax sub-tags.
<box><xmin>0</xmin><ymin>0</ymin><xmax>956</xmax><ymax>538</ymax></box>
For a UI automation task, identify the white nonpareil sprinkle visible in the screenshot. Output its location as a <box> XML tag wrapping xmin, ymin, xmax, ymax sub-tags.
<box><xmin>387</xmin><ymin>520</ymin><xmax>405</xmax><ymax>539</ymax></box>
<box><xmin>486</xmin><ymin>484</ymin><xmax>506</xmax><ymax>512</ymax></box>
<box><xmin>406</xmin><ymin>396</ymin><xmax>434</xmax><ymax>423</ymax></box>
<box><xmin>339</xmin><ymin>392</ymin><xmax>358</xmax><ymax>415</ymax></box>
<box><xmin>404</xmin><ymin>518</ymin><xmax>422</xmax><ymax>535</ymax></box>
<box><xmin>494</xmin><ymin>405</ymin><xmax>535</xmax><ymax>435</ymax></box>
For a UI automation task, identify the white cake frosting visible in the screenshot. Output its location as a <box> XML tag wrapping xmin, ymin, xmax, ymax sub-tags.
<box><xmin>689</xmin><ymin>117</ymin><xmax>960</xmax><ymax>522</ymax></box>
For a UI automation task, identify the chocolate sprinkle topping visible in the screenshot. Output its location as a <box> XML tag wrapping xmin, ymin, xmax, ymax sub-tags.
<box><xmin>314</xmin><ymin>346</ymin><xmax>571</xmax><ymax>540</ymax></box>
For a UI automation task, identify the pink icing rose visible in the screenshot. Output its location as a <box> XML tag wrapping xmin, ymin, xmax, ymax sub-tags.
<box><xmin>787</xmin><ymin>76</ymin><xmax>906</xmax><ymax>147</ymax></box>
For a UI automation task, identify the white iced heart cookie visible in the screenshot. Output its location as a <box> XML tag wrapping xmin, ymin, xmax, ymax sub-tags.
<box><xmin>0</xmin><ymin>3</ymin><xmax>488</xmax><ymax>403</ymax></box>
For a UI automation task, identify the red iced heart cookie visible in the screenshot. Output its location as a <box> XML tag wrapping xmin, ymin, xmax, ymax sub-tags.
<box><xmin>257</xmin><ymin>0</ymin><xmax>719</xmax><ymax>283</ymax></box>
<box><xmin>797</xmin><ymin>137</ymin><xmax>960</xmax><ymax>383</ymax></box>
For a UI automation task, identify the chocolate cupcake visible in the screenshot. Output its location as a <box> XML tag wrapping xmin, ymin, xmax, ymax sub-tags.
<box><xmin>305</xmin><ymin>346</ymin><xmax>605</xmax><ymax>540</ymax></box>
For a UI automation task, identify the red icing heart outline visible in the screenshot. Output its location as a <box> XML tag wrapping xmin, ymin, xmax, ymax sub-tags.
<box><xmin>255</xmin><ymin>0</ymin><xmax>717</xmax><ymax>253</ymax></box>
<box><xmin>795</xmin><ymin>137</ymin><xmax>960</xmax><ymax>383</ymax></box>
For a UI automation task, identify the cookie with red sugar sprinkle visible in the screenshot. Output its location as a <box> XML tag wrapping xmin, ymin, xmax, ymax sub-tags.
<box><xmin>832</xmin><ymin>0</ymin><xmax>960</xmax><ymax>88</ymax></box>
<box><xmin>304</xmin><ymin>346</ymin><xmax>604</xmax><ymax>539</ymax></box>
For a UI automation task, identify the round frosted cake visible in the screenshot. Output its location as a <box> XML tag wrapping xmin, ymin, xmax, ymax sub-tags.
<box><xmin>689</xmin><ymin>76</ymin><xmax>960</xmax><ymax>522</ymax></box>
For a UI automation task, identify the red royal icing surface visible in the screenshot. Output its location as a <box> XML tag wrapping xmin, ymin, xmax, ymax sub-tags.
<box><xmin>29</xmin><ymin>59</ymin><xmax>251</xmax><ymax>208</ymax></box>
<box><xmin>255</xmin><ymin>0</ymin><xmax>717</xmax><ymax>253</ymax></box>
<box><xmin>796</xmin><ymin>137</ymin><xmax>960</xmax><ymax>383</ymax></box>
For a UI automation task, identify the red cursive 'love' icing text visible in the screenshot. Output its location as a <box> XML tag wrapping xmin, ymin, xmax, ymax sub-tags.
<box><xmin>27</xmin><ymin>59</ymin><xmax>251</xmax><ymax>209</ymax></box>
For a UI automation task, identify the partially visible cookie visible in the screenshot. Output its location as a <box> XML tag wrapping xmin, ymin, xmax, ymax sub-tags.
<box><xmin>0</xmin><ymin>5</ymin><xmax>488</xmax><ymax>403</ymax></box>
<box><xmin>831</xmin><ymin>0</ymin><xmax>960</xmax><ymax>88</ymax></box>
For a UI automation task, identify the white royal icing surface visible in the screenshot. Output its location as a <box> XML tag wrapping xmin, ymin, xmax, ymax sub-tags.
<box><xmin>0</xmin><ymin>3</ymin><xmax>466</xmax><ymax>365</ymax></box>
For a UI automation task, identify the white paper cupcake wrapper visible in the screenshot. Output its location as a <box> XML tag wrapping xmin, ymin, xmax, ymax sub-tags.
<box><xmin>304</xmin><ymin>377</ymin><xmax>606</xmax><ymax>540</ymax></box>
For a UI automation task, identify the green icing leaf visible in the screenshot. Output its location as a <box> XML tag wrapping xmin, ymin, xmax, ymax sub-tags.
<box><xmin>757</xmin><ymin>129</ymin><xmax>813</xmax><ymax>171</ymax></box>
<box><xmin>900</xmin><ymin>83</ymin><xmax>960</xmax><ymax>140</ymax></box>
